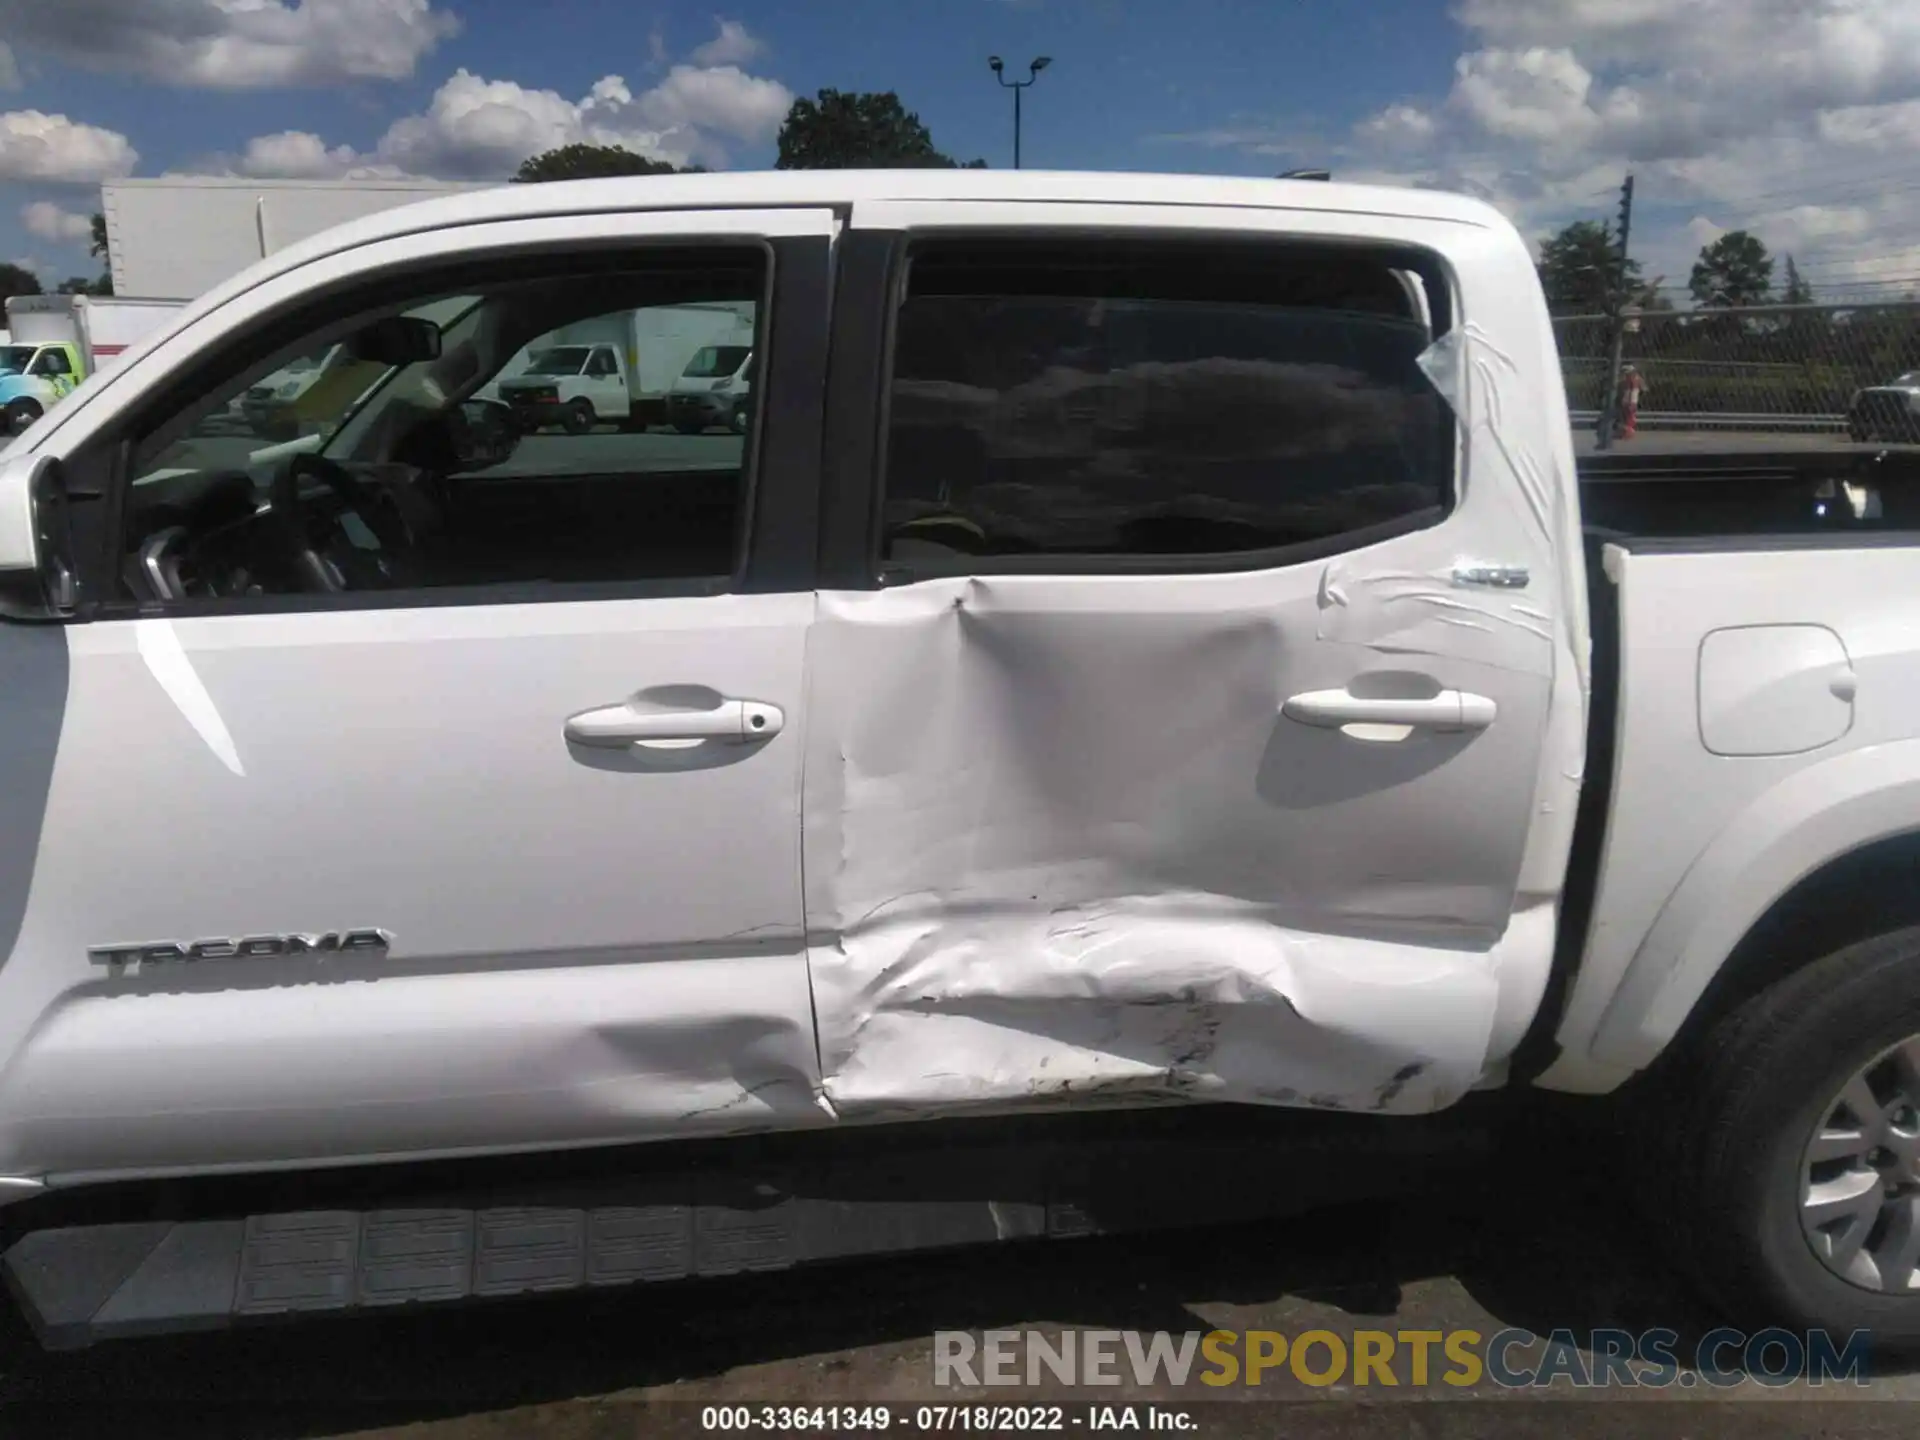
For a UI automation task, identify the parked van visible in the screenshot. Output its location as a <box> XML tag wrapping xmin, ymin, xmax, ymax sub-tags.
<box><xmin>666</xmin><ymin>344</ymin><xmax>754</xmax><ymax>434</ymax></box>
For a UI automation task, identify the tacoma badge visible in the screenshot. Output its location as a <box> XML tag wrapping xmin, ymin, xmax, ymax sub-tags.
<box><xmin>89</xmin><ymin>930</ymin><xmax>393</xmax><ymax>965</ymax></box>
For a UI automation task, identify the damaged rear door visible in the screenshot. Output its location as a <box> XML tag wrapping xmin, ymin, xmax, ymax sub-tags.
<box><xmin>801</xmin><ymin>200</ymin><xmax>1586</xmax><ymax>1120</ymax></box>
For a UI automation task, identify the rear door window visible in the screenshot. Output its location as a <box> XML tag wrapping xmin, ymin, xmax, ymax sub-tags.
<box><xmin>880</xmin><ymin>236</ymin><xmax>1453</xmax><ymax>569</ymax></box>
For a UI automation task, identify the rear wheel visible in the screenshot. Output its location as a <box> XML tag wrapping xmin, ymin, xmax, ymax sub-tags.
<box><xmin>563</xmin><ymin>400</ymin><xmax>596</xmax><ymax>435</ymax></box>
<box><xmin>673</xmin><ymin>419</ymin><xmax>705</xmax><ymax>435</ymax></box>
<box><xmin>1643</xmin><ymin>927</ymin><xmax>1920</xmax><ymax>1350</ymax></box>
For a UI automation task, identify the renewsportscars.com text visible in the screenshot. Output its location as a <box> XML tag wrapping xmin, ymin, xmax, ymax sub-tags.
<box><xmin>933</xmin><ymin>1327</ymin><xmax>1873</xmax><ymax>1389</ymax></box>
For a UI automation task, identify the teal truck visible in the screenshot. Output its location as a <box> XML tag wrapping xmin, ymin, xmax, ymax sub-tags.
<box><xmin>0</xmin><ymin>295</ymin><xmax>182</xmax><ymax>436</ymax></box>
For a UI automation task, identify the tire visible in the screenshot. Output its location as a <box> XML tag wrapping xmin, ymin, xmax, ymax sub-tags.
<box><xmin>673</xmin><ymin>420</ymin><xmax>704</xmax><ymax>436</ymax></box>
<box><xmin>4</xmin><ymin>398</ymin><xmax>42</xmax><ymax>436</ymax></box>
<box><xmin>1641</xmin><ymin>926</ymin><xmax>1920</xmax><ymax>1350</ymax></box>
<box><xmin>1848</xmin><ymin>420</ymin><xmax>1871</xmax><ymax>444</ymax></box>
<box><xmin>563</xmin><ymin>400</ymin><xmax>596</xmax><ymax>436</ymax></box>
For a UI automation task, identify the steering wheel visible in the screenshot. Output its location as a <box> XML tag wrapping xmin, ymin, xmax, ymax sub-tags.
<box><xmin>269</xmin><ymin>454</ymin><xmax>419</xmax><ymax>593</ymax></box>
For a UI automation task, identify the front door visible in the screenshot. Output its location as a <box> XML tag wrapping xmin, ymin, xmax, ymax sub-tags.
<box><xmin>802</xmin><ymin>204</ymin><xmax>1576</xmax><ymax>1121</ymax></box>
<box><xmin>584</xmin><ymin>345</ymin><xmax>631</xmax><ymax>420</ymax></box>
<box><xmin>0</xmin><ymin>208</ymin><xmax>837</xmax><ymax>1183</ymax></box>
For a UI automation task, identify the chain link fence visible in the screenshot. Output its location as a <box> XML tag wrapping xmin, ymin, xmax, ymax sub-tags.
<box><xmin>1554</xmin><ymin>302</ymin><xmax>1920</xmax><ymax>436</ymax></box>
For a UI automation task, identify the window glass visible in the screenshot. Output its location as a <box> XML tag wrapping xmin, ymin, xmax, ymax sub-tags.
<box><xmin>521</xmin><ymin>346</ymin><xmax>591</xmax><ymax>377</ymax></box>
<box><xmin>0</xmin><ymin>346</ymin><xmax>32</xmax><ymax>373</ymax></box>
<box><xmin>881</xmin><ymin>239</ymin><xmax>1452</xmax><ymax>564</ymax></box>
<box><xmin>122</xmin><ymin>255</ymin><xmax>762</xmax><ymax>605</ymax></box>
<box><xmin>31</xmin><ymin>349</ymin><xmax>72</xmax><ymax>376</ymax></box>
<box><xmin>683</xmin><ymin>344</ymin><xmax>752</xmax><ymax>379</ymax></box>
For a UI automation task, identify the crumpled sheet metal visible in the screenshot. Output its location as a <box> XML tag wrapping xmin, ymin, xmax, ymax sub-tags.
<box><xmin>810</xmin><ymin>892</ymin><xmax>1500</xmax><ymax>1117</ymax></box>
<box><xmin>804</xmin><ymin>574</ymin><xmax>1545</xmax><ymax>1120</ymax></box>
<box><xmin>805</xmin><ymin>294</ymin><xmax>1588</xmax><ymax>1124</ymax></box>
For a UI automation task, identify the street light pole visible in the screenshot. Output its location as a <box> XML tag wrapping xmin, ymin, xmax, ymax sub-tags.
<box><xmin>988</xmin><ymin>55</ymin><xmax>1052</xmax><ymax>169</ymax></box>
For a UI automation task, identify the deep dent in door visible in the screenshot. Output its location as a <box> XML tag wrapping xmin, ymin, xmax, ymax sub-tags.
<box><xmin>801</xmin><ymin>323</ymin><xmax>1588</xmax><ymax>1120</ymax></box>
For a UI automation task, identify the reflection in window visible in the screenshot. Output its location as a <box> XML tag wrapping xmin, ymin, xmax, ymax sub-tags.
<box><xmin>121</xmin><ymin>259</ymin><xmax>765</xmax><ymax>607</ymax></box>
<box><xmin>883</xmin><ymin>241</ymin><xmax>1452</xmax><ymax>563</ymax></box>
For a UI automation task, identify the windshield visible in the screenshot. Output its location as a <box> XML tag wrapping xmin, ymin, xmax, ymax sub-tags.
<box><xmin>521</xmin><ymin>347</ymin><xmax>590</xmax><ymax>377</ymax></box>
<box><xmin>682</xmin><ymin>345</ymin><xmax>750</xmax><ymax>379</ymax></box>
<box><xmin>0</xmin><ymin>346</ymin><xmax>33</xmax><ymax>373</ymax></box>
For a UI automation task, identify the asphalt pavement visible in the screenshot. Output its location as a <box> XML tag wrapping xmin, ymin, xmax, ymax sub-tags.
<box><xmin>4</xmin><ymin>1100</ymin><xmax>1917</xmax><ymax>1439</ymax></box>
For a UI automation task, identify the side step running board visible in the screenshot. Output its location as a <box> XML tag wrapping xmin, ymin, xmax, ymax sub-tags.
<box><xmin>3</xmin><ymin>1105</ymin><xmax>1492</xmax><ymax>1349</ymax></box>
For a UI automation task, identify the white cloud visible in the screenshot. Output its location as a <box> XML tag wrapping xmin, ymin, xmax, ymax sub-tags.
<box><xmin>20</xmin><ymin>200</ymin><xmax>92</xmax><ymax>243</ymax></box>
<box><xmin>217</xmin><ymin>60</ymin><xmax>795</xmax><ymax>183</ymax></box>
<box><xmin>1685</xmin><ymin>215</ymin><xmax>1727</xmax><ymax>249</ymax></box>
<box><xmin>0</xmin><ymin>0</ymin><xmax>458</xmax><ymax>89</ymax></box>
<box><xmin>1450</xmin><ymin>48</ymin><xmax>1600</xmax><ymax>148</ymax></box>
<box><xmin>0</xmin><ymin>110</ymin><xmax>138</xmax><ymax>183</ymax></box>
<box><xmin>227</xmin><ymin>129</ymin><xmax>410</xmax><ymax>180</ymax></box>
<box><xmin>1151</xmin><ymin>2</ymin><xmax>1920</xmax><ymax>298</ymax></box>
<box><xmin>373</xmin><ymin>70</ymin><xmax>591</xmax><ymax>177</ymax></box>
<box><xmin>238</xmin><ymin>130</ymin><xmax>359</xmax><ymax>179</ymax></box>
<box><xmin>1356</xmin><ymin>104</ymin><xmax>1437</xmax><ymax>150</ymax></box>
<box><xmin>1315</xmin><ymin>0</ymin><xmax>1920</xmax><ymax>297</ymax></box>
<box><xmin>690</xmin><ymin>19</ymin><xmax>766</xmax><ymax>67</ymax></box>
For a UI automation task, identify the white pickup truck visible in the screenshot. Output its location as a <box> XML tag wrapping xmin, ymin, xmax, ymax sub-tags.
<box><xmin>1</xmin><ymin>171</ymin><xmax>1918</xmax><ymax>1352</ymax></box>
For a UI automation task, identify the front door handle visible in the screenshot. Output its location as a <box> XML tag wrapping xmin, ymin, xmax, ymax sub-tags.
<box><xmin>1282</xmin><ymin>688</ymin><xmax>1497</xmax><ymax>733</ymax></box>
<box><xmin>565</xmin><ymin>697</ymin><xmax>785</xmax><ymax>747</ymax></box>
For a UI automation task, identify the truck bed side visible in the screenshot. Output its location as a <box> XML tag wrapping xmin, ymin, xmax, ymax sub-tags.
<box><xmin>1526</xmin><ymin>449</ymin><xmax>1920</xmax><ymax>1090</ymax></box>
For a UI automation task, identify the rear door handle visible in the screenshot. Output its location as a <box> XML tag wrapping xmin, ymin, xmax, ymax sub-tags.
<box><xmin>1282</xmin><ymin>688</ymin><xmax>1497</xmax><ymax>732</ymax></box>
<box><xmin>565</xmin><ymin>698</ymin><xmax>785</xmax><ymax>747</ymax></box>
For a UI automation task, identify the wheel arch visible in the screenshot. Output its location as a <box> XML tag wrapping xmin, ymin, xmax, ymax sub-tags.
<box><xmin>1590</xmin><ymin>741</ymin><xmax>1920</xmax><ymax>1075</ymax></box>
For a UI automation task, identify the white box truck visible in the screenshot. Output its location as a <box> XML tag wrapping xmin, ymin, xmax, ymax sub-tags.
<box><xmin>480</xmin><ymin>302</ymin><xmax>755</xmax><ymax>432</ymax></box>
<box><xmin>101</xmin><ymin>177</ymin><xmax>492</xmax><ymax>301</ymax></box>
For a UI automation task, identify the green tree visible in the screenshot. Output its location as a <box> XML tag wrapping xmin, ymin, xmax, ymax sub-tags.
<box><xmin>1782</xmin><ymin>254</ymin><xmax>1814</xmax><ymax>305</ymax></box>
<box><xmin>513</xmin><ymin>143</ymin><xmax>704</xmax><ymax>183</ymax></box>
<box><xmin>1633</xmin><ymin>283</ymin><xmax>1676</xmax><ymax>313</ymax></box>
<box><xmin>776</xmin><ymin>89</ymin><xmax>984</xmax><ymax>170</ymax></box>
<box><xmin>1537</xmin><ymin>219</ymin><xmax>1642</xmax><ymax>316</ymax></box>
<box><xmin>56</xmin><ymin>274</ymin><xmax>113</xmax><ymax>296</ymax></box>
<box><xmin>0</xmin><ymin>262</ymin><xmax>42</xmax><ymax>302</ymax></box>
<box><xmin>90</xmin><ymin>212</ymin><xmax>108</xmax><ymax>260</ymax></box>
<box><xmin>1689</xmin><ymin>230</ymin><xmax>1773</xmax><ymax>307</ymax></box>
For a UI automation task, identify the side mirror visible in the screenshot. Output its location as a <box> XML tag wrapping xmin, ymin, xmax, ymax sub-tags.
<box><xmin>0</xmin><ymin>452</ymin><xmax>79</xmax><ymax>622</ymax></box>
<box><xmin>345</xmin><ymin>316</ymin><xmax>443</xmax><ymax>367</ymax></box>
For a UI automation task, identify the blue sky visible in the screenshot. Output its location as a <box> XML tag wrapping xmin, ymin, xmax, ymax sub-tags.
<box><xmin>3</xmin><ymin>1</ymin><xmax>1919</xmax><ymax>299</ymax></box>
